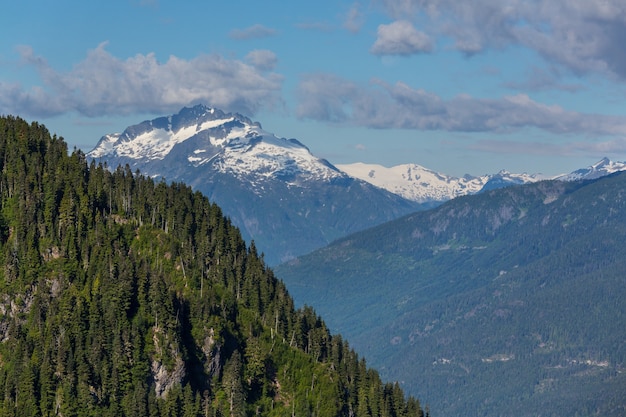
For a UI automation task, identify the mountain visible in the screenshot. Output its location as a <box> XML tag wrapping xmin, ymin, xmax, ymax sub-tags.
<box><xmin>338</xmin><ymin>158</ymin><xmax>626</xmax><ymax>203</ymax></box>
<box><xmin>554</xmin><ymin>157</ymin><xmax>626</xmax><ymax>181</ymax></box>
<box><xmin>88</xmin><ymin>105</ymin><xmax>424</xmax><ymax>265</ymax></box>
<box><xmin>336</xmin><ymin>162</ymin><xmax>542</xmax><ymax>203</ymax></box>
<box><xmin>335</xmin><ymin>162</ymin><xmax>489</xmax><ymax>203</ymax></box>
<box><xmin>0</xmin><ymin>115</ymin><xmax>426</xmax><ymax>416</ymax></box>
<box><xmin>275</xmin><ymin>174</ymin><xmax>626</xmax><ymax>417</ymax></box>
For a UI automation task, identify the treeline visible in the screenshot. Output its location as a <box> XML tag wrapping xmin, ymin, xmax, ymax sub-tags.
<box><xmin>0</xmin><ymin>115</ymin><xmax>427</xmax><ymax>416</ymax></box>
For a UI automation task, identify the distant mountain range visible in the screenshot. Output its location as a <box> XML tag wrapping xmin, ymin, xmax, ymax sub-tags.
<box><xmin>88</xmin><ymin>105</ymin><xmax>626</xmax><ymax>265</ymax></box>
<box><xmin>338</xmin><ymin>157</ymin><xmax>626</xmax><ymax>203</ymax></box>
<box><xmin>87</xmin><ymin>105</ymin><xmax>423</xmax><ymax>265</ymax></box>
<box><xmin>275</xmin><ymin>172</ymin><xmax>626</xmax><ymax>417</ymax></box>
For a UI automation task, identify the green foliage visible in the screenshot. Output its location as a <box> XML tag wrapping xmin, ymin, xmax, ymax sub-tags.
<box><xmin>0</xmin><ymin>116</ymin><xmax>424</xmax><ymax>416</ymax></box>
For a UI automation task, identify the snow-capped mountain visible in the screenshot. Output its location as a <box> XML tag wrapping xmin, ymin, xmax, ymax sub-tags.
<box><xmin>337</xmin><ymin>163</ymin><xmax>542</xmax><ymax>203</ymax></box>
<box><xmin>554</xmin><ymin>157</ymin><xmax>626</xmax><ymax>181</ymax></box>
<box><xmin>339</xmin><ymin>158</ymin><xmax>626</xmax><ymax>203</ymax></box>
<box><xmin>88</xmin><ymin>105</ymin><xmax>423</xmax><ymax>265</ymax></box>
<box><xmin>89</xmin><ymin>105</ymin><xmax>342</xmax><ymax>189</ymax></box>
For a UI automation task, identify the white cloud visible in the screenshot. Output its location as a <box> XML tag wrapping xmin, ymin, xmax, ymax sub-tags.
<box><xmin>0</xmin><ymin>43</ymin><xmax>283</xmax><ymax>118</ymax></box>
<box><xmin>296</xmin><ymin>73</ymin><xmax>626</xmax><ymax>137</ymax></box>
<box><xmin>229</xmin><ymin>24</ymin><xmax>277</xmax><ymax>40</ymax></box>
<box><xmin>370</xmin><ymin>20</ymin><xmax>433</xmax><ymax>55</ymax></box>
<box><xmin>245</xmin><ymin>50</ymin><xmax>278</xmax><ymax>71</ymax></box>
<box><xmin>374</xmin><ymin>0</ymin><xmax>626</xmax><ymax>78</ymax></box>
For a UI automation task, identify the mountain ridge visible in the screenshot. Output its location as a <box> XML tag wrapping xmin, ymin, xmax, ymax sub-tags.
<box><xmin>89</xmin><ymin>105</ymin><xmax>342</xmax><ymax>185</ymax></box>
<box><xmin>338</xmin><ymin>158</ymin><xmax>626</xmax><ymax>202</ymax></box>
<box><xmin>88</xmin><ymin>105</ymin><xmax>424</xmax><ymax>265</ymax></box>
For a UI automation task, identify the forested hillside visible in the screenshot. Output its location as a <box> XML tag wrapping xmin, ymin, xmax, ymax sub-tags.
<box><xmin>0</xmin><ymin>116</ymin><xmax>426</xmax><ymax>416</ymax></box>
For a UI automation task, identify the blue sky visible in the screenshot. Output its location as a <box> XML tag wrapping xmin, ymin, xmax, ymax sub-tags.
<box><xmin>2</xmin><ymin>0</ymin><xmax>626</xmax><ymax>176</ymax></box>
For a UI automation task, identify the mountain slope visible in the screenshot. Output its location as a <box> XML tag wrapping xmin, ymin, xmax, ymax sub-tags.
<box><xmin>88</xmin><ymin>105</ymin><xmax>424</xmax><ymax>265</ymax></box>
<box><xmin>276</xmin><ymin>175</ymin><xmax>626</xmax><ymax>417</ymax></box>
<box><xmin>0</xmin><ymin>115</ymin><xmax>426</xmax><ymax>416</ymax></box>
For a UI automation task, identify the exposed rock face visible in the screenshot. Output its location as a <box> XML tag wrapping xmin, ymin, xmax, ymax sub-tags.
<box><xmin>151</xmin><ymin>356</ymin><xmax>186</xmax><ymax>399</ymax></box>
<box><xmin>149</xmin><ymin>326</ymin><xmax>223</xmax><ymax>399</ymax></box>
<box><xmin>203</xmin><ymin>328</ymin><xmax>222</xmax><ymax>378</ymax></box>
<box><xmin>151</xmin><ymin>325</ymin><xmax>186</xmax><ymax>399</ymax></box>
<box><xmin>0</xmin><ymin>286</ymin><xmax>36</xmax><ymax>342</ymax></box>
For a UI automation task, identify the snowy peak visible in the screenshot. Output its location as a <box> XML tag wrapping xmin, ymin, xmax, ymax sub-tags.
<box><xmin>339</xmin><ymin>158</ymin><xmax>626</xmax><ymax>203</ymax></box>
<box><xmin>555</xmin><ymin>157</ymin><xmax>626</xmax><ymax>181</ymax></box>
<box><xmin>88</xmin><ymin>105</ymin><xmax>343</xmax><ymax>183</ymax></box>
<box><xmin>480</xmin><ymin>170</ymin><xmax>543</xmax><ymax>192</ymax></box>
<box><xmin>88</xmin><ymin>105</ymin><xmax>258</xmax><ymax>160</ymax></box>
<box><xmin>335</xmin><ymin>162</ymin><xmax>489</xmax><ymax>203</ymax></box>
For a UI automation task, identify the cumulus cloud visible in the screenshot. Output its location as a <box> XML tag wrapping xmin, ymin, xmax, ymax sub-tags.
<box><xmin>0</xmin><ymin>43</ymin><xmax>283</xmax><ymax>118</ymax></box>
<box><xmin>374</xmin><ymin>0</ymin><xmax>626</xmax><ymax>78</ymax></box>
<box><xmin>296</xmin><ymin>73</ymin><xmax>626</xmax><ymax>137</ymax></box>
<box><xmin>370</xmin><ymin>20</ymin><xmax>433</xmax><ymax>55</ymax></box>
<box><xmin>245</xmin><ymin>49</ymin><xmax>278</xmax><ymax>71</ymax></box>
<box><xmin>229</xmin><ymin>24</ymin><xmax>277</xmax><ymax>40</ymax></box>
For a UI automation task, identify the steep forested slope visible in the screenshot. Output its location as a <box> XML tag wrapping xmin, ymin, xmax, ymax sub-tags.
<box><xmin>0</xmin><ymin>116</ymin><xmax>426</xmax><ymax>417</ymax></box>
<box><xmin>277</xmin><ymin>174</ymin><xmax>626</xmax><ymax>417</ymax></box>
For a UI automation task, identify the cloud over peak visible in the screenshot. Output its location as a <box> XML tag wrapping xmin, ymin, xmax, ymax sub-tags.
<box><xmin>0</xmin><ymin>43</ymin><xmax>283</xmax><ymax>119</ymax></box>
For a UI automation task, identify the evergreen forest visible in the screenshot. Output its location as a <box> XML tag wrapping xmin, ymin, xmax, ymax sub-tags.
<box><xmin>0</xmin><ymin>115</ymin><xmax>426</xmax><ymax>417</ymax></box>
